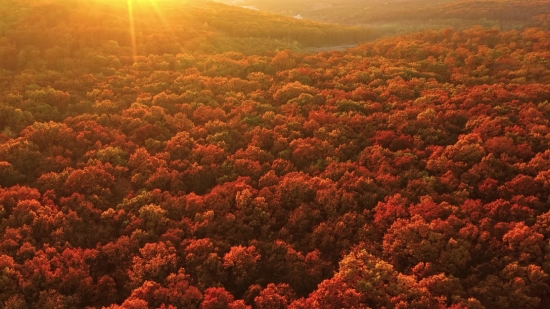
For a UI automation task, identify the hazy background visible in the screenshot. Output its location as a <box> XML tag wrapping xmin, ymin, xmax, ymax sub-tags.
<box><xmin>214</xmin><ymin>0</ymin><xmax>550</xmax><ymax>36</ymax></box>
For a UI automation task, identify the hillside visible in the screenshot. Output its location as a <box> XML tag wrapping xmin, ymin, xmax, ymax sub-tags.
<box><xmin>0</xmin><ymin>0</ymin><xmax>373</xmax><ymax>61</ymax></box>
<box><xmin>218</xmin><ymin>0</ymin><xmax>550</xmax><ymax>35</ymax></box>
<box><xmin>2</xmin><ymin>0</ymin><xmax>550</xmax><ymax>308</ymax></box>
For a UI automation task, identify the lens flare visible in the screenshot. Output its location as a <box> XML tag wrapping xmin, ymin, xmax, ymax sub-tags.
<box><xmin>126</xmin><ymin>0</ymin><xmax>184</xmax><ymax>59</ymax></box>
<box><xmin>127</xmin><ymin>0</ymin><xmax>137</xmax><ymax>61</ymax></box>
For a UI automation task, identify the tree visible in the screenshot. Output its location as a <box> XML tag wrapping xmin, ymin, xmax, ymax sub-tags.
<box><xmin>297</xmin><ymin>249</ymin><xmax>444</xmax><ymax>309</ymax></box>
<box><xmin>254</xmin><ymin>283</ymin><xmax>296</xmax><ymax>309</ymax></box>
<box><xmin>223</xmin><ymin>245</ymin><xmax>261</xmax><ymax>294</ymax></box>
<box><xmin>128</xmin><ymin>242</ymin><xmax>178</xmax><ymax>289</ymax></box>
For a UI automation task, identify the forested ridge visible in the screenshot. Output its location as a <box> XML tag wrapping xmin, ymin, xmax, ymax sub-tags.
<box><xmin>220</xmin><ymin>0</ymin><xmax>550</xmax><ymax>35</ymax></box>
<box><xmin>1</xmin><ymin>0</ymin><xmax>550</xmax><ymax>308</ymax></box>
<box><xmin>0</xmin><ymin>0</ymin><xmax>372</xmax><ymax>59</ymax></box>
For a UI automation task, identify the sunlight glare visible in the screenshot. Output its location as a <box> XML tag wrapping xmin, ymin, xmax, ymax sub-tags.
<box><xmin>126</xmin><ymin>0</ymin><xmax>185</xmax><ymax>58</ymax></box>
<box><xmin>148</xmin><ymin>0</ymin><xmax>173</xmax><ymax>32</ymax></box>
<box><xmin>127</xmin><ymin>0</ymin><xmax>137</xmax><ymax>62</ymax></box>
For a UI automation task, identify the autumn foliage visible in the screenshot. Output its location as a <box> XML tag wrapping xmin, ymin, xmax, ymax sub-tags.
<box><xmin>2</xmin><ymin>0</ymin><xmax>550</xmax><ymax>308</ymax></box>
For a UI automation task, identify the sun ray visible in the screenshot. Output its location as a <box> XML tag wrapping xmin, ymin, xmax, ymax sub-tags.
<box><xmin>147</xmin><ymin>0</ymin><xmax>186</xmax><ymax>54</ymax></box>
<box><xmin>127</xmin><ymin>0</ymin><xmax>137</xmax><ymax>62</ymax></box>
<box><xmin>148</xmin><ymin>0</ymin><xmax>172</xmax><ymax>32</ymax></box>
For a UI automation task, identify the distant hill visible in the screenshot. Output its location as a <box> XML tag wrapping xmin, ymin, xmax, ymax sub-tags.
<box><xmin>216</xmin><ymin>0</ymin><xmax>550</xmax><ymax>34</ymax></box>
<box><xmin>0</xmin><ymin>0</ymin><xmax>374</xmax><ymax>62</ymax></box>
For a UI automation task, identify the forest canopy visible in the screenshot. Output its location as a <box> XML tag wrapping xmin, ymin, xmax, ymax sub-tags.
<box><xmin>1</xmin><ymin>0</ymin><xmax>550</xmax><ymax>308</ymax></box>
<box><xmin>216</xmin><ymin>0</ymin><xmax>550</xmax><ymax>35</ymax></box>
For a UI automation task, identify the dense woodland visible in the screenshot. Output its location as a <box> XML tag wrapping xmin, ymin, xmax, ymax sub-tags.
<box><xmin>0</xmin><ymin>0</ymin><xmax>373</xmax><ymax>58</ymax></box>
<box><xmin>222</xmin><ymin>0</ymin><xmax>550</xmax><ymax>34</ymax></box>
<box><xmin>2</xmin><ymin>0</ymin><xmax>550</xmax><ymax>308</ymax></box>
